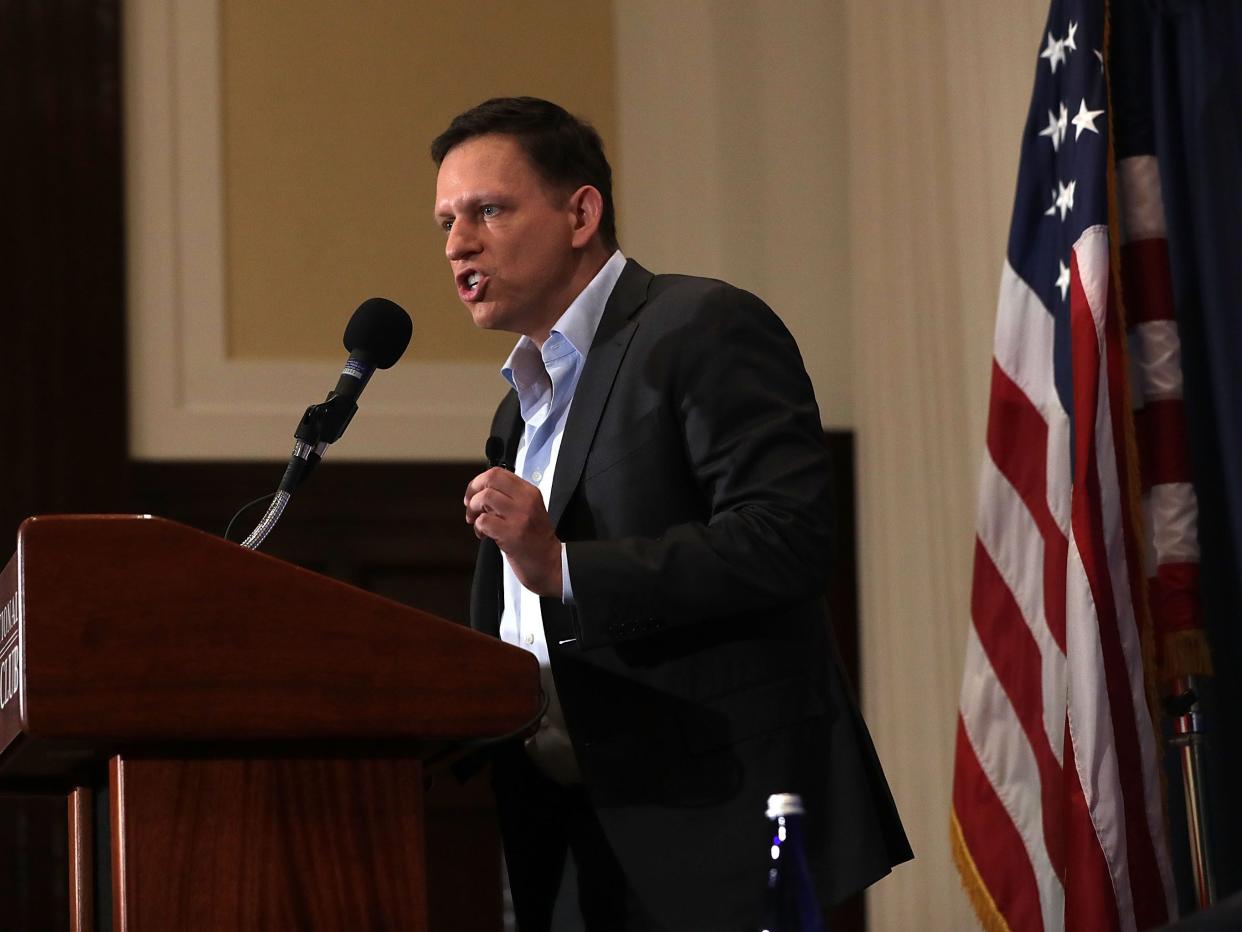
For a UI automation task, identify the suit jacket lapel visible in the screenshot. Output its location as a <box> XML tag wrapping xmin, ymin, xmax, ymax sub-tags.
<box><xmin>547</xmin><ymin>259</ymin><xmax>653</xmax><ymax>529</ymax></box>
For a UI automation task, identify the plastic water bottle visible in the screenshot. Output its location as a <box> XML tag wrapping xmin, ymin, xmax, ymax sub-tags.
<box><xmin>758</xmin><ymin>793</ymin><xmax>825</xmax><ymax>931</ymax></box>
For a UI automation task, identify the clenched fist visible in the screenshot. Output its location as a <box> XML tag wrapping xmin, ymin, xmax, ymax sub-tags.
<box><xmin>464</xmin><ymin>467</ymin><xmax>562</xmax><ymax>598</ymax></box>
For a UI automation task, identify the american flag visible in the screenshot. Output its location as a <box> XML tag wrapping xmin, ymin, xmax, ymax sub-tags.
<box><xmin>950</xmin><ymin>1</ymin><xmax>1180</xmax><ymax>929</ymax></box>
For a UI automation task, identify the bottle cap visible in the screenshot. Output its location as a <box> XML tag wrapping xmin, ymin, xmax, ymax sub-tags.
<box><xmin>766</xmin><ymin>793</ymin><xmax>805</xmax><ymax>818</ymax></box>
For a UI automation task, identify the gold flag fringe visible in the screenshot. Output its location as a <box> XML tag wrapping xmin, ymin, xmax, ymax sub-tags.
<box><xmin>1164</xmin><ymin>629</ymin><xmax>1215</xmax><ymax>680</ymax></box>
<box><xmin>951</xmin><ymin>809</ymin><xmax>1013</xmax><ymax>932</ymax></box>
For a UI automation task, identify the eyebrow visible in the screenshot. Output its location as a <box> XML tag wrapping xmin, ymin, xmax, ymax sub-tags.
<box><xmin>434</xmin><ymin>191</ymin><xmax>508</xmax><ymax>218</ymax></box>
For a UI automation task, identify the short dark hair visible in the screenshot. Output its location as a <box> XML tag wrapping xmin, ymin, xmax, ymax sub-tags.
<box><xmin>430</xmin><ymin>97</ymin><xmax>618</xmax><ymax>250</ymax></box>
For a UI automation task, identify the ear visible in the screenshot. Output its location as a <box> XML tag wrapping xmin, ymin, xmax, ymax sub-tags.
<box><xmin>566</xmin><ymin>185</ymin><xmax>604</xmax><ymax>249</ymax></box>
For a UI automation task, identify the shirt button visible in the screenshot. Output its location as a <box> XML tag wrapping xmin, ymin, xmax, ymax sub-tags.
<box><xmin>532</xmin><ymin>470</ymin><xmax>543</xmax><ymax>482</ymax></box>
<box><xmin>524</xmin><ymin>633</ymin><xmax>535</xmax><ymax>645</ymax></box>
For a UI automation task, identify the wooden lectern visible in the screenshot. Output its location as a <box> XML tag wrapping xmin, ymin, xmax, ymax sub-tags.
<box><xmin>0</xmin><ymin>515</ymin><xmax>539</xmax><ymax>931</ymax></box>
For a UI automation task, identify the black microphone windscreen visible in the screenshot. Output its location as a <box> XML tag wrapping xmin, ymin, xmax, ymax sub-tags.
<box><xmin>485</xmin><ymin>436</ymin><xmax>505</xmax><ymax>466</ymax></box>
<box><xmin>343</xmin><ymin>298</ymin><xmax>412</xmax><ymax>369</ymax></box>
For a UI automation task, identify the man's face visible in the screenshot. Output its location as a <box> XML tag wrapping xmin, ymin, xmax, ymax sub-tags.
<box><xmin>434</xmin><ymin>134</ymin><xmax>580</xmax><ymax>340</ymax></box>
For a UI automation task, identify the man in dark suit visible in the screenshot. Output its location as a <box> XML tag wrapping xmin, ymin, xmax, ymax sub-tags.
<box><xmin>433</xmin><ymin>97</ymin><xmax>911</xmax><ymax>930</ymax></box>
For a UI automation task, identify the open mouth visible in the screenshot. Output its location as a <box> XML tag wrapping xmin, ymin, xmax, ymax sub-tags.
<box><xmin>457</xmin><ymin>269</ymin><xmax>487</xmax><ymax>301</ymax></box>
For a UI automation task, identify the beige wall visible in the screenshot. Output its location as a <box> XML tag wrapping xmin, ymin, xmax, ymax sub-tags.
<box><xmin>847</xmin><ymin>1</ymin><xmax>1050</xmax><ymax>928</ymax></box>
<box><xmin>613</xmin><ymin>0</ymin><xmax>852</xmax><ymax>428</ymax></box>
<box><xmin>126</xmin><ymin>1</ymin><xmax>1054</xmax><ymax>927</ymax></box>
<box><xmin>220</xmin><ymin>0</ymin><xmax>616</xmax><ymax>364</ymax></box>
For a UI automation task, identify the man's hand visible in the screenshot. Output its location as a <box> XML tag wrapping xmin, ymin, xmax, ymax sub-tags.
<box><xmin>465</xmin><ymin>467</ymin><xmax>563</xmax><ymax>598</ymax></box>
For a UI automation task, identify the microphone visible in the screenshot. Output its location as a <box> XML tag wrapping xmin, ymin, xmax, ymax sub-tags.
<box><xmin>486</xmin><ymin>435</ymin><xmax>512</xmax><ymax>471</ymax></box>
<box><xmin>235</xmin><ymin>298</ymin><xmax>411</xmax><ymax>551</ymax></box>
<box><xmin>278</xmin><ymin>298</ymin><xmax>413</xmax><ymax>495</ymax></box>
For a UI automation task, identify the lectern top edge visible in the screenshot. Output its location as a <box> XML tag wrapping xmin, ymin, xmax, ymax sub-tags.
<box><xmin>0</xmin><ymin>513</ymin><xmax>540</xmax><ymax>782</ymax></box>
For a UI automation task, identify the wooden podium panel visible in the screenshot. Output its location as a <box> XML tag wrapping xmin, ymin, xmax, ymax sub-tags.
<box><xmin>111</xmin><ymin>756</ymin><xmax>427</xmax><ymax>932</ymax></box>
<box><xmin>0</xmin><ymin>515</ymin><xmax>539</xmax><ymax>931</ymax></box>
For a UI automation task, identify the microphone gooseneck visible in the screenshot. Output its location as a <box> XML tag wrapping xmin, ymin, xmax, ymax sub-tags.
<box><xmin>237</xmin><ymin>297</ymin><xmax>412</xmax><ymax>551</ymax></box>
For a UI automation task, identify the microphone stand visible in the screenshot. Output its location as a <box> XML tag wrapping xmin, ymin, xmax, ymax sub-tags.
<box><xmin>238</xmin><ymin>391</ymin><xmax>358</xmax><ymax>551</ymax></box>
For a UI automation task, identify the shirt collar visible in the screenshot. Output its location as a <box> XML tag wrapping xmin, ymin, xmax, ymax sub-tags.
<box><xmin>502</xmin><ymin>250</ymin><xmax>626</xmax><ymax>391</ymax></box>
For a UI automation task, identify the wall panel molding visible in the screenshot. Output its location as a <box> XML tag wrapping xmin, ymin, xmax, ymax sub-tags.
<box><xmin>123</xmin><ymin>0</ymin><xmax>508</xmax><ymax>463</ymax></box>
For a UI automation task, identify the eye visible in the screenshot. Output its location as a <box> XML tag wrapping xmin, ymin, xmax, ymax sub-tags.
<box><xmin>439</xmin><ymin>218</ymin><xmax>453</xmax><ymax>233</ymax></box>
<box><xmin>481</xmin><ymin>204</ymin><xmax>500</xmax><ymax>219</ymax></box>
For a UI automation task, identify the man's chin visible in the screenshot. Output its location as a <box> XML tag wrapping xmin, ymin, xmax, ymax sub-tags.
<box><xmin>467</xmin><ymin>301</ymin><xmax>499</xmax><ymax>330</ymax></box>
<box><xmin>467</xmin><ymin>301</ymin><xmax>513</xmax><ymax>333</ymax></box>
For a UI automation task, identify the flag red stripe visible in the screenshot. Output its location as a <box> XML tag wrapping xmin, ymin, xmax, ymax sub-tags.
<box><xmin>1068</xmin><ymin>258</ymin><xmax>1169</xmax><ymax>929</ymax></box>
<box><xmin>1120</xmin><ymin>239</ymin><xmax>1175</xmax><ymax>324</ymax></box>
<box><xmin>1062</xmin><ymin>717</ymin><xmax>1124</xmax><ymax>932</ymax></box>
<box><xmin>1136</xmin><ymin>400</ymin><xmax>1191</xmax><ymax>487</ymax></box>
<box><xmin>972</xmin><ymin>539</ymin><xmax>1066</xmax><ymax>880</ymax></box>
<box><xmin>954</xmin><ymin>716</ymin><xmax>1046</xmax><ymax>932</ymax></box>
<box><xmin>986</xmin><ymin>361</ymin><xmax>1069</xmax><ymax>653</ymax></box>
<box><xmin>1152</xmin><ymin>562</ymin><xmax>1201</xmax><ymax>635</ymax></box>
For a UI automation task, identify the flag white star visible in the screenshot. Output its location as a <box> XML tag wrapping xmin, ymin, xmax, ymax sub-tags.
<box><xmin>1041</xmin><ymin>31</ymin><xmax>1066</xmax><ymax>73</ymax></box>
<box><xmin>1039</xmin><ymin>110</ymin><xmax>1060</xmax><ymax>148</ymax></box>
<box><xmin>1071</xmin><ymin>98</ymin><xmax>1105</xmax><ymax>140</ymax></box>
<box><xmin>1056</xmin><ymin>260</ymin><xmax>1072</xmax><ymax>300</ymax></box>
<box><xmin>1055</xmin><ymin>179</ymin><xmax>1077</xmax><ymax>220</ymax></box>
<box><xmin>1045</xmin><ymin>188</ymin><xmax>1059</xmax><ymax>217</ymax></box>
<box><xmin>1038</xmin><ymin>102</ymin><xmax>1069</xmax><ymax>150</ymax></box>
<box><xmin>1094</xmin><ymin>49</ymin><xmax>1104</xmax><ymax>72</ymax></box>
<box><xmin>1065</xmin><ymin>21</ymin><xmax>1079</xmax><ymax>51</ymax></box>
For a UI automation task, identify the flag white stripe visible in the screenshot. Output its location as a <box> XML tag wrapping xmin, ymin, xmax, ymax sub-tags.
<box><xmin>1047</xmin><ymin>404</ymin><xmax>1073</xmax><ymax>539</ymax></box>
<box><xmin>994</xmin><ymin>260</ymin><xmax>1073</xmax><ymax>538</ymax></box>
<box><xmin>994</xmin><ymin>261</ymin><xmax>1058</xmax><ymax>426</ymax></box>
<box><xmin>960</xmin><ymin>625</ymin><xmax>1066</xmax><ymax>929</ymax></box>
<box><xmin>1146</xmin><ymin>483</ymin><xmax>1201</xmax><ymax>564</ymax></box>
<box><xmin>1130</xmin><ymin>320</ymin><xmax>1185</xmax><ymax>402</ymax></box>
<box><xmin>1116</xmin><ymin>156</ymin><xmax>1167</xmax><ymax>243</ymax></box>
<box><xmin>977</xmin><ymin>453</ymin><xmax>1068</xmax><ymax>764</ymax></box>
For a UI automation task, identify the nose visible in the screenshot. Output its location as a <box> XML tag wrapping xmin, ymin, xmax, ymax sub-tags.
<box><xmin>445</xmin><ymin>219</ymin><xmax>480</xmax><ymax>261</ymax></box>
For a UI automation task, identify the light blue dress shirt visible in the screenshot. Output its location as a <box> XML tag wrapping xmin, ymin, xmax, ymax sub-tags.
<box><xmin>498</xmin><ymin>250</ymin><xmax>626</xmax><ymax>783</ymax></box>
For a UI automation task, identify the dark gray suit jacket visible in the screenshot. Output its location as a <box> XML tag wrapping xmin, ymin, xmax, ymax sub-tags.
<box><xmin>470</xmin><ymin>259</ymin><xmax>911</xmax><ymax>928</ymax></box>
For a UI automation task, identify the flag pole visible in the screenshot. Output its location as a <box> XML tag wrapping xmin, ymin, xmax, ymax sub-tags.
<box><xmin>1167</xmin><ymin>674</ymin><xmax>1217</xmax><ymax>909</ymax></box>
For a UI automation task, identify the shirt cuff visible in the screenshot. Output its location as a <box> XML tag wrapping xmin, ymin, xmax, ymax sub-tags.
<box><xmin>561</xmin><ymin>543</ymin><xmax>574</xmax><ymax>604</ymax></box>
